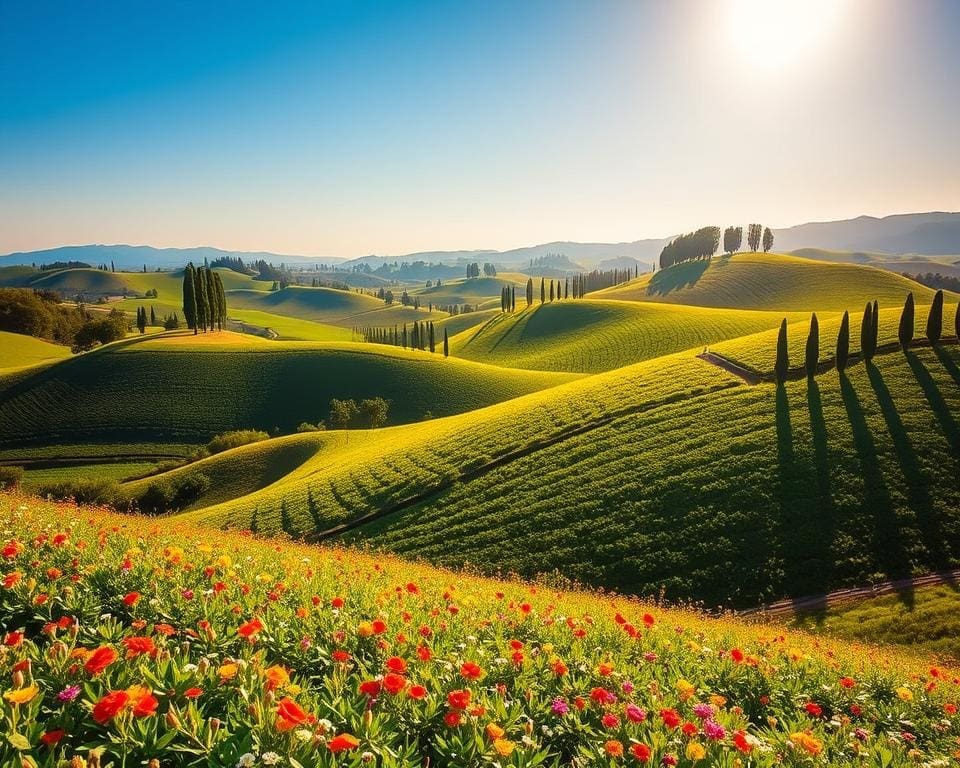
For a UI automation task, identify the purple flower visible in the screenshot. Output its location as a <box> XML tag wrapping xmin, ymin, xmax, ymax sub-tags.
<box><xmin>703</xmin><ymin>719</ymin><xmax>726</xmax><ymax>740</ymax></box>
<box><xmin>693</xmin><ymin>703</ymin><xmax>715</xmax><ymax>720</ymax></box>
<box><xmin>621</xmin><ymin>680</ymin><xmax>635</xmax><ymax>694</ymax></box>
<box><xmin>643</xmin><ymin>652</ymin><xmax>658</xmax><ymax>663</ymax></box>
<box><xmin>57</xmin><ymin>685</ymin><xmax>81</xmax><ymax>703</ymax></box>
<box><xmin>181</xmin><ymin>589</ymin><xmax>194</xmax><ymax>600</ymax></box>
<box><xmin>551</xmin><ymin>697</ymin><xmax>569</xmax><ymax>715</ymax></box>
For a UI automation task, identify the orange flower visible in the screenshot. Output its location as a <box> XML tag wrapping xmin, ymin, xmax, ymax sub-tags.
<box><xmin>328</xmin><ymin>733</ymin><xmax>360</xmax><ymax>753</ymax></box>
<box><xmin>605</xmin><ymin>739</ymin><xmax>624</xmax><ymax>757</ymax></box>
<box><xmin>494</xmin><ymin>738</ymin><xmax>515</xmax><ymax>756</ymax></box>
<box><xmin>382</xmin><ymin>673</ymin><xmax>407</xmax><ymax>695</ymax></box>
<box><xmin>123</xmin><ymin>591</ymin><xmax>140</xmax><ymax>606</ymax></box>
<box><xmin>264</xmin><ymin>665</ymin><xmax>290</xmax><ymax>690</ymax></box>
<box><xmin>122</xmin><ymin>636</ymin><xmax>156</xmax><ymax>658</ymax></box>
<box><xmin>84</xmin><ymin>645</ymin><xmax>118</xmax><ymax>675</ymax></box>
<box><xmin>275</xmin><ymin>697</ymin><xmax>312</xmax><ymax>731</ymax></box>
<box><xmin>127</xmin><ymin>685</ymin><xmax>158</xmax><ymax>717</ymax></box>
<box><xmin>486</xmin><ymin>723</ymin><xmax>505</xmax><ymax>740</ymax></box>
<box><xmin>237</xmin><ymin>618</ymin><xmax>263</xmax><ymax>638</ymax></box>
<box><xmin>460</xmin><ymin>661</ymin><xmax>484</xmax><ymax>680</ymax></box>
<box><xmin>790</xmin><ymin>732</ymin><xmax>823</xmax><ymax>756</ymax></box>
<box><xmin>92</xmin><ymin>690</ymin><xmax>130</xmax><ymax>724</ymax></box>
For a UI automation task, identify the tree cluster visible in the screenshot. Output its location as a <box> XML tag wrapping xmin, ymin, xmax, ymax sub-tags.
<box><xmin>182</xmin><ymin>264</ymin><xmax>227</xmax><ymax>335</ymax></box>
<box><xmin>0</xmin><ymin>288</ymin><xmax>128</xmax><ymax>352</ymax></box>
<box><xmin>571</xmin><ymin>268</ymin><xmax>635</xmax><ymax>297</ymax></box>
<box><xmin>658</xmin><ymin>227</ymin><xmax>721</xmax><ymax>269</ymax></box>
<box><xmin>500</xmin><ymin>286</ymin><xmax>516</xmax><ymax>313</ymax></box>
<box><xmin>359</xmin><ymin>320</ymin><xmax>439</xmax><ymax>353</ymax></box>
<box><xmin>328</xmin><ymin>397</ymin><xmax>390</xmax><ymax>430</ymax></box>
<box><xmin>210</xmin><ymin>256</ymin><xmax>255</xmax><ymax>275</ymax></box>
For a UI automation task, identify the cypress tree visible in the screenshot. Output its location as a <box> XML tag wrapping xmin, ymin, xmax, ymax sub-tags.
<box><xmin>443</xmin><ymin>328</ymin><xmax>449</xmax><ymax>357</ymax></box>
<box><xmin>564</xmin><ymin>278</ymin><xmax>569</xmax><ymax>299</ymax></box>
<box><xmin>214</xmin><ymin>272</ymin><xmax>227</xmax><ymax>330</ymax></box>
<box><xmin>926</xmin><ymin>289</ymin><xmax>943</xmax><ymax>344</ymax></box>
<box><xmin>805</xmin><ymin>313</ymin><xmax>819</xmax><ymax>379</ymax></box>
<box><xmin>540</xmin><ymin>278</ymin><xmax>545</xmax><ymax>304</ymax></box>
<box><xmin>956</xmin><ymin>300</ymin><xmax>960</xmax><ymax>341</ymax></box>
<box><xmin>871</xmin><ymin>300</ymin><xmax>879</xmax><ymax>354</ymax></box>
<box><xmin>898</xmin><ymin>292</ymin><xmax>914</xmax><ymax>350</ymax></box>
<box><xmin>402</xmin><ymin>324</ymin><xmax>407</xmax><ymax>349</ymax></box>
<box><xmin>182</xmin><ymin>263</ymin><xmax>198</xmax><ymax>334</ymax></box>
<box><xmin>194</xmin><ymin>268</ymin><xmax>208</xmax><ymax>332</ymax></box>
<box><xmin>836</xmin><ymin>310</ymin><xmax>850</xmax><ymax>374</ymax></box>
<box><xmin>150</xmin><ymin>306</ymin><xmax>156</xmax><ymax>326</ymax></box>
<box><xmin>859</xmin><ymin>302</ymin><xmax>873</xmax><ymax>361</ymax></box>
<box><xmin>549</xmin><ymin>281</ymin><xmax>554</xmax><ymax>302</ymax></box>
<box><xmin>775</xmin><ymin>318</ymin><xmax>789</xmax><ymax>385</ymax></box>
<box><xmin>526</xmin><ymin>278</ymin><xmax>533</xmax><ymax>307</ymax></box>
<box><xmin>429</xmin><ymin>322</ymin><xmax>435</xmax><ymax>353</ymax></box>
<box><xmin>511</xmin><ymin>286</ymin><xmax>516</xmax><ymax>311</ymax></box>
<box><xmin>204</xmin><ymin>268</ymin><xmax>217</xmax><ymax>331</ymax></box>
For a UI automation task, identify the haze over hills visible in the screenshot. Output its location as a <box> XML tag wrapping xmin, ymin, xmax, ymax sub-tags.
<box><xmin>6</xmin><ymin>212</ymin><xmax>958</xmax><ymax>272</ymax></box>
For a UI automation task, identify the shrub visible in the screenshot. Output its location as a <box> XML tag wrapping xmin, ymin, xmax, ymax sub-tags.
<box><xmin>137</xmin><ymin>473</ymin><xmax>210</xmax><ymax>514</ymax></box>
<box><xmin>206</xmin><ymin>429</ymin><xmax>269</xmax><ymax>455</ymax></box>
<box><xmin>296</xmin><ymin>422</ymin><xmax>326</xmax><ymax>432</ymax></box>
<box><xmin>36</xmin><ymin>478</ymin><xmax>120</xmax><ymax>506</ymax></box>
<box><xmin>0</xmin><ymin>466</ymin><xmax>24</xmax><ymax>489</ymax></box>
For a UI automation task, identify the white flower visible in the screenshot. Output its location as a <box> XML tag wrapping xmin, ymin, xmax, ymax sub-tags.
<box><xmin>261</xmin><ymin>753</ymin><xmax>282</xmax><ymax>766</ymax></box>
<box><xmin>236</xmin><ymin>754</ymin><xmax>256</xmax><ymax>768</ymax></box>
<box><xmin>294</xmin><ymin>728</ymin><xmax>313</xmax><ymax>742</ymax></box>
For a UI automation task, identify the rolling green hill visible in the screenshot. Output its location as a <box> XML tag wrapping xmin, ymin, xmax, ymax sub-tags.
<box><xmin>0</xmin><ymin>332</ymin><xmax>575</xmax><ymax>445</ymax></box>
<box><xmin>227</xmin><ymin>285</ymin><xmax>449</xmax><ymax>327</ymax></box>
<box><xmin>450</xmin><ymin>299</ymin><xmax>811</xmax><ymax>373</ymax></box>
<box><xmin>414</xmin><ymin>276</ymin><xmax>526</xmax><ymax>305</ymax></box>
<box><xmin>176</xmin><ymin>341</ymin><xmax>960</xmax><ymax>608</ymax></box>
<box><xmin>0</xmin><ymin>330</ymin><xmax>71</xmax><ymax>370</ymax></box>
<box><xmin>596</xmin><ymin>252</ymin><xmax>947</xmax><ymax>311</ymax></box>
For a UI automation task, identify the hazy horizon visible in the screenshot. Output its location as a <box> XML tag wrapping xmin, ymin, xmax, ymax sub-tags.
<box><xmin>2</xmin><ymin>0</ymin><xmax>959</xmax><ymax>256</ymax></box>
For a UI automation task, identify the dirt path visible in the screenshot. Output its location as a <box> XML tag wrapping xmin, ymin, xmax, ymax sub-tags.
<box><xmin>740</xmin><ymin>568</ymin><xmax>960</xmax><ymax>618</ymax></box>
<box><xmin>696</xmin><ymin>351</ymin><xmax>762</xmax><ymax>384</ymax></box>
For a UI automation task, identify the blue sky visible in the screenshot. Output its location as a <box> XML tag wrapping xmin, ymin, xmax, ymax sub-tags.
<box><xmin>1</xmin><ymin>0</ymin><xmax>958</xmax><ymax>256</ymax></box>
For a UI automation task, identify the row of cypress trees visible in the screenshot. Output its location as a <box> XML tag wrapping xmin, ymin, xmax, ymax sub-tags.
<box><xmin>182</xmin><ymin>264</ymin><xmax>227</xmax><ymax>334</ymax></box>
<box><xmin>775</xmin><ymin>290</ymin><xmax>958</xmax><ymax>383</ymax></box>
<box><xmin>358</xmin><ymin>321</ymin><xmax>450</xmax><ymax>357</ymax></box>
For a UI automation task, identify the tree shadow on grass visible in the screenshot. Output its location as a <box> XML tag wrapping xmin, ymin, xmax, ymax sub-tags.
<box><xmin>839</xmin><ymin>373</ymin><xmax>914</xmax><ymax>608</ymax></box>
<box><xmin>934</xmin><ymin>344</ymin><xmax>960</xmax><ymax>386</ymax></box>
<box><xmin>775</xmin><ymin>385</ymin><xmax>829</xmax><ymax>614</ymax></box>
<box><xmin>805</xmin><ymin>380</ymin><xmax>835</xmax><ymax>595</ymax></box>
<box><xmin>646</xmin><ymin>259</ymin><xmax>710</xmax><ymax>296</ymax></box>
<box><xmin>906</xmin><ymin>351</ymin><xmax>960</xmax><ymax>454</ymax></box>
<box><xmin>867</xmin><ymin>362</ymin><xmax>949</xmax><ymax>571</ymax></box>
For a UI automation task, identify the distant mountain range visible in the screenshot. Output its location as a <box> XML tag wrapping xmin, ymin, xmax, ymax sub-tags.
<box><xmin>2</xmin><ymin>212</ymin><xmax>958</xmax><ymax>272</ymax></box>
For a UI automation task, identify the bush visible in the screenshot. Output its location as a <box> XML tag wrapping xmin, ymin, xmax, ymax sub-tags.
<box><xmin>137</xmin><ymin>473</ymin><xmax>210</xmax><ymax>514</ymax></box>
<box><xmin>206</xmin><ymin>429</ymin><xmax>270</xmax><ymax>455</ymax></box>
<box><xmin>0</xmin><ymin>466</ymin><xmax>24</xmax><ymax>490</ymax></box>
<box><xmin>71</xmin><ymin>309</ymin><xmax>129</xmax><ymax>352</ymax></box>
<box><xmin>296</xmin><ymin>422</ymin><xmax>325</xmax><ymax>433</ymax></box>
<box><xmin>36</xmin><ymin>478</ymin><xmax>120</xmax><ymax>506</ymax></box>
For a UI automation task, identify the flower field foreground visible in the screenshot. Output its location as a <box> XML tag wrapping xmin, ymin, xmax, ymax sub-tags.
<box><xmin>1</xmin><ymin>494</ymin><xmax>958</xmax><ymax>768</ymax></box>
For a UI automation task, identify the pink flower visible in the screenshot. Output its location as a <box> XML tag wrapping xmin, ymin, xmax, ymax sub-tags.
<box><xmin>692</xmin><ymin>703</ymin><xmax>715</xmax><ymax>720</ymax></box>
<box><xmin>626</xmin><ymin>704</ymin><xmax>647</xmax><ymax>723</ymax></box>
<box><xmin>703</xmin><ymin>719</ymin><xmax>726</xmax><ymax>740</ymax></box>
<box><xmin>551</xmin><ymin>698</ymin><xmax>569</xmax><ymax>715</ymax></box>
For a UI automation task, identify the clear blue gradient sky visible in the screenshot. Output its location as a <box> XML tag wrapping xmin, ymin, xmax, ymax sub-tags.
<box><xmin>1</xmin><ymin>0</ymin><xmax>958</xmax><ymax>256</ymax></box>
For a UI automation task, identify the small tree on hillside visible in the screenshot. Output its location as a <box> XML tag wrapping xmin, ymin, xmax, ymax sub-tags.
<box><xmin>443</xmin><ymin>328</ymin><xmax>449</xmax><ymax>357</ymax></box>
<box><xmin>136</xmin><ymin>306</ymin><xmax>147</xmax><ymax>334</ymax></box>
<box><xmin>182</xmin><ymin>263</ymin><xmax>198</xmax><ymax>334</ymax></box>
<box><xmin>428</xmin><ymin>322</ymin><xmax>435</xmax><ymax>353</ymax></box>
<box><xmin>723</xmin><ymin>226</ymin><xmax>742</xmax><ymax>255</ymax></box>
<box><xmin>836</xmin><ymin>310</ymin><xmax>850</xmax><ymax>374</ymax></box>
<box><xmin>898</xmin><ymin>292</ymin><xmax>914</xmax><ymax>350</ymax></box>
<box><xmin>358</xmin><ymin>397</ymin><xmax>389</xmax><ymax>429</ymax></box>
<box><xmin>328</xmin><ymin>398</ymin><xmax>359</xmax><ymax>430</ymax></box>
<box><xmin>860</xmin><ymin>302</ymin><xmax>874</xmax><ymax>362</ymax></box>
<box><xmin>747</xmin><ymin>223</ymin><xmax>762</xmax><ymax>252</ymax></box>
<box><xmin>762</xmin><ymin>227</ymin><xmax>774</xmax><ymax>253</ymax></box>
<box><xmin>926</xmin><ymin>289</ymin><xmax>944</xmax><ymax>344</ymax></box>
<box><xmin>775</xmin><ymin>318</ymin><xmax>789</xmax><ymax>384</ymax></box>
<box><xmin>871</xmin><ymin>300</ymin><xmax>879</xmax><ymax>353</ymax></box>
<box><xmin>805</xmin><ymin>313</ymin><xmax>819</xmax><ymax>379</ymax></box>
<box><xmin>526</xmin><ymin>278</ymin><xmax>533</xmax><ymax>307</ymax></box>
<box><xmin>540</xmin><ymin>278</ymin><xmax>545</xmax><ymax>304</ymax></box>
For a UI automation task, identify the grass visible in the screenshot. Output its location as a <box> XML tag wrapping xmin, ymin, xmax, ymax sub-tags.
<box><xmin>413</xmin><ymin>276</ymin><xmax>527</xmax><ymax>305</ymax></box>
<box><xmin>791</xmin><ymin>584</ymin><xmax>960</xmax><ymax>663</ymax></box>
<box><xmin>450</xmin><ymin>300</ymin><xmax>809</xmax><ymax>373</ymax></box>
<box><xmin>1</xmin><ymin>491</ymin><xmax>958</xmax><ymax>767</ymax></box>
<box><xmin>21</xmin><ymin>462</ymin><xmax>160</xmax><ymax>490</ymax></box>
<box><xmin>0</xmin><ymin>330</ymin><xmax>71</xmax><ymax>369</ymax></box>
<box><xmin>224</xmin><ymin>309</ymin><xmax>355</xmax><ymax>341</ymax></box>
<box><xmin>227</xmin><ymin>285</ymin><xmax>449</xmax><ymax>328</ymax></box>
<box><xmin>596</xmin><ymin>252</ymin><xmax>950</xmax><ymax>311</ymax></box>
<box><xmin>169</xmin><ymin>343</ymin><xmax>960</xmax><ymax>609</ymax></box>
<box><xmin>0</xmin><ymin>331</ymin><xmax>576</xmax><ymax>445</ymax></box>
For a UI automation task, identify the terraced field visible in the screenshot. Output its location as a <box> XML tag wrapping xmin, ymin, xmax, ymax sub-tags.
<box><xmin>0</xmin><ymin>330</ymin><xmax>71</xmax><ymax>369</ymax></box>
<box><xmin>170</xmin><ymin>343</ymin><xmax>960</xmax><ymax>608</ymax></box>
<box><xmin>450</xmin><ymin>300</ymin><xmax>809</xmax><ymax>373</ymax></box>
<box><xmin>0</xmin><ymin>332</ymin><xmax>575</xmax><ymax>444</ymax></box>
<box><xmin>597</xmin><ymin>252</ymin><xmax>947</xmax><ymax>311</ymax></box>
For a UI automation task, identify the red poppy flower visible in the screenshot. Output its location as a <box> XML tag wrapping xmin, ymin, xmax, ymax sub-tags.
<box><xmin>92</xmin><ymin>691</ymin><xmax>130</xmax><ymax>724</ymax></box>
<box><xmin>122</xmin><ymin>636</ymin><xmax>156</xmax><ymax>658</ymax></box>
<box><xmin>733</xmin><ymin>731</ymin><xmax>753</xmax><ymax>754</ymax></box>
<box><xmin>85</xmin><ymin>646</ymin><xmax>118</xmax><ymax>676</ymax></box>
<box><xmin>382</xmin><ymin>673</ymin><xmax>407</xmax><ymax>695</ymax></box>
<box><xmin>41</xmin><ymin>730</ymin><xmax>65</xmax><ymax>746</ymax></box>
<box><xmin>660</xmin><ymin>708</ymin><xmax>681</xmax><ymax>729</ymax></box>
<box><xmin>275</xmin><ymin>697</ymin><xmax>312</xmax><ymax>731</ymax></box>
<box><xmin>385</xmin><ymin>656</ymin><xmax>407</xmax><ymax>674</ymax></box>
<box><xmin>408</xmin><ymin>684</ymin><xmax>427</xmax><ymax>700</ymax></box>
<box><xmin>805</xmin><ymin>702</ymin><xmax>823</xmax><ymax>718</ymax></box>
<box><xmin>730</xmin><ymin>648</ymin><xmax>745</xmax><ymax>663</ymax></box>
<box><xmin>184</xmin><ymin>687</ymin><xmax>203</xmax><ymax>699</ymax></box>
<box><xmin>122</xmin><ymin>591</ymin><xmax>140</xmax><ymax>606</ymax></box>
<box><xmin>447</xmin><ymin>689</ymin><xmax>471</xmax><ymax>710</ymax></box>
<box><xmin>444</xmin><ymin>710</ymin><xmax>463</xmax><ymax>727</ymax></box>
<box><xmin>460</xmin><ymin>661</ymin><xmax>484</xmax><ymax>680</ymax></box>
<box><xmin>237</xmin><ymin>618</ymin><xmax>263</xmax><ymax>638</ymax></box>
<box><xmin>332</xmin><ymin>650</ymin><xmax>351</xmax><ymax>663</ymax></box>
<box><xmin>359</xmin><ymin>680</ymin><xmax>381</xmax><ymax>696</ymax></box>
<box><xmin>328</xmin><ymin>733</ymin><xmax>360</xmax><ymax>753</ymax></box>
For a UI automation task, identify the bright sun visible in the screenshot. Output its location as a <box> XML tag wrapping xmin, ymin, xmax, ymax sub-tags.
<box><xmin>725</xmin><ymin>0</ymin><xmax>848</xmax><ymax>74</ymax></box>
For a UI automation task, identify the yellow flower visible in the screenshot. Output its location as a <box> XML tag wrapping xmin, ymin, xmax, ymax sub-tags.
<box><xmin>213</xmin><ymin>554</ymin><xmax>232</xmax><ymax>569</ymax></box>
<box><xmin>685</xmin><ymin>742</ymin><xmax>706</xmax><ymax>762</ymax></box>
<box><xmin>218</xmin><ymin>663</ymin><xmax>239</xmax><ymax>680</ymax></box>
<box><xmin>709</xmin><ymin>694</ymin><xmax>727</xmax><ymax>709</ymax></box>
<box><xmin>493</xmin><ymin>738</ymin><xmax>515</xmax><ymax>757</ymax></box>
<box><xmin>4</xmin><ymin>683</ymin><xmax>39</xmax><ymax>705</ymax></box>
<box><xmin>676</xmin><ymin>679</ymin><xmax>696</xmax><ymax>701</ymax></box>
<box><xmin>542</xmin><ymin>643</ymin><xmax>554</xmax><ymax>654</ymax></box>
<box><xmin>790</xmin><ymin>732</ymin><xmax>823</xmax><ymax>756</ymax></box>
<box><xmin>896</xmin><ymin>687</ymin><xmax>914</xmax><ymax>702</ymax></box>
<box><xmin>358</xmin><ymin>621</ymin><xmax>375</xmax><ymax>638</ymax></box>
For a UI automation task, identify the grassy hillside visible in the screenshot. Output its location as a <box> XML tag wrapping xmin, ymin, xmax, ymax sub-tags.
<box><xmin>414</xmin><ymin>276</ymin><xmax>526</xmax><ymax>304</ymax></box>
<box><xmin>226</xmin><ymin>308</ymin><xmax>355</xmax><ymax>341</ymax></box>
<box><xmin>228</xmin><ymin>285</ymin><xmax>449</xmax><ymax>327</ymax></box>
<box><xmin>3</xmin><ymin>493</ymin><xmax>957</xmax><ymax>767</ymax></box>
<box><xmin>0</xmin><ymin>332</ymin><xmax>575</xmax><ymax>445</ymax></box>
<box><xmin>450</xmin><ymin>300</ymin><xmax>810</xmax><ymax>373</ymax></box>
<box><xmin>596</xmin><ymin>252</ymin><xmax>947</xmax><ymax>311</ymax></box>
<box><xmin>0</xmin><ymin>330</ymin><xmax>71</xmax><ymax>369</ymax></box>
<box><xmin>178</xmin><ymin>343</ymin><xmax>960</xmax><ymax>608</ymax></box>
